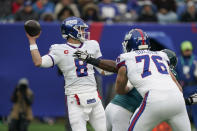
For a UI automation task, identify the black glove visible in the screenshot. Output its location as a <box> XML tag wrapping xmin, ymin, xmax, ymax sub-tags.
<box><xmin>185</xmin><ymin>93</ymin><xmax>197</xmax><ymax>105</ymax></box>
<box><xmin>73</xmin><ymin>50</ymin><xmax>101</xmax><ymax>67</ymax></box>
<box><xmin>73</xmin><ymin>50</ymin><xmax>91</xmax><ymax>62</ymax></box>
<box><xmin>185</xmin><ymin>97</ymin><xmax>193</xmax><ymax>105</ymax></box>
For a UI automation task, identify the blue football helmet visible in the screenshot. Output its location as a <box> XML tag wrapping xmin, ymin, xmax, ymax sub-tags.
<box><xmin>61</xmin><ymin>17</ymin><xmax>90</xmax><ymax>42</ymax></box>
<box><xmin>122</xmin><ymin>29</ymin><xmax>150</xmax><ymax>53</ymax></box>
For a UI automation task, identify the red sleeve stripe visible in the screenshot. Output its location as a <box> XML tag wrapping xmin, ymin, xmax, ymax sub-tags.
<box><xmin>117</xmin><ymin>61</ymin><xmax>126</xmax><ymax>69</ymax></box>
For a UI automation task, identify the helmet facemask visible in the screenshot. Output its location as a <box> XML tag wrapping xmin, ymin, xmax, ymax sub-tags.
<box><xmin>122</xmin><ymin>40</ymin><xmax>128</xmax><ymax>53</ymax></box>
<box><xmin>74</xmin><ymin>25</ymin><xmax>90</xmax><ymax>42</ymax></box>
<box><xmin>122</xmin><ymin>32</ymin><xmax>132</xmax><ymax>53</ymax></box>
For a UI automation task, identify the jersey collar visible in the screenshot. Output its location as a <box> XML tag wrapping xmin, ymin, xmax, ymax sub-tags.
<box><xmin>66</xmin><ymin>42</ymin><xmax>84</xmax><ymax>49</ymax></box>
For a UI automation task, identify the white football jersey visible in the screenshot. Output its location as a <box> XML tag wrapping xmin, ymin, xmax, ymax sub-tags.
<box><xmin>48</xmin><ymin>40</ymin><xmax>102</xmax><ymax>95</ymax></box>
<box><xmin>116</xmin><ymin>50</ymin><xmax>180</xmax><ymax>98</ymax></box>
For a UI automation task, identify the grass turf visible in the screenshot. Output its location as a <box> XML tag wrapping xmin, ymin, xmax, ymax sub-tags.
<box><xmin>0</xmin><ymin>122</ymin><xmax>65</xmax><ymax>131</ymax></box>
<box><xmin>0</xmin><ymin>122</ymin><xmax>94</xmax><ymax>131</ymax></box>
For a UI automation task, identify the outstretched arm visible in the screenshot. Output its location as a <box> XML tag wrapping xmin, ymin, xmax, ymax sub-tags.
<box><xmin>26</xmin><ymin>33</ymin><xmax>55</xmax><ymax>68</ymax></box>
<box><xmin>73</xmin><ymin>50</ymin><xmax>118</xmax><ymax>73</ymax></box>
<box><xmin>26</xmin><ymin>33</ymin><xmax>42</xmax><ymax>67</ymax></box>
<box><xmin>115</xmin><ymin>66</ymin><xmax>129</xmax><ymax>94</ymax></box>
<box><xmin>96</xmin><ymin>59</ymin><xmax>118</xmax><ymax>73</ymax></box>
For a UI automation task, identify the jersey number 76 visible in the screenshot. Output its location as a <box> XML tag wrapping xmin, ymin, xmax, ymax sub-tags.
<box><xmin>136</xmin><ymin>55</ymin><xmax>168</xmax><ymax>78</ymax></box>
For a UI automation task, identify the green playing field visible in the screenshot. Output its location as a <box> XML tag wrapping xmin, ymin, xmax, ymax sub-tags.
<box><xmin>0</xmin><ymin>122</ymin><xmax>94</xmax><ymax>131</ymax></box>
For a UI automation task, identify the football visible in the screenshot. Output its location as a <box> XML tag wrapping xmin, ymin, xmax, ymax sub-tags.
<box><xmin>24</xmin><ymin>20</ymin><xmax>41</xmax><ymax>37</ymax></box>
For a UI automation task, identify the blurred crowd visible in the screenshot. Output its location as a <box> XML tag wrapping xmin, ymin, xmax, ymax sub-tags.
<box><xmin>0</xmin><ymin>0</ymin><xmax>197</xmax><ymax>23</ymax></box>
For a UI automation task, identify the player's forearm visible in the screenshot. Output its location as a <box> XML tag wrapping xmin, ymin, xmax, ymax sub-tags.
<box><xmin>94</xmin><ymin>67</ymin><xmax>114</xmax><ymax>76</ymax></box>
<box><xmin>116</xmin><ymin>78</ymin><xmax>129</xmax><ymax>94</ymax></box>
<box><xmin>86</xmin><ymin>58</ymin><xmax>118</xmax><ymax>73</ymax></box>
<box><xmin>29</xmin><ymin>39</ymin><xmax>42</xmax><ymax>67</ymax></box>
<box><xmin>30</xmin><ymin>50</ymin><xmax>42</xmax><ymax>67</ymax></box>
<box><xmin>99</xmin><ymin>60</ymin><xmax>118</xmax><ymax>73</ymax></box>
<box><xmin>115</xmin><ymin>67</ymin><xmax>128</xmax><ymax>94</ymax></box>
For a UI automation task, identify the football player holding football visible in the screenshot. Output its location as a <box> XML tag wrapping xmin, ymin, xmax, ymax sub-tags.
<box><xmin>25</xmin><ymin>16</ymin><xmax>107</xmax><ymax>131</ymax></box>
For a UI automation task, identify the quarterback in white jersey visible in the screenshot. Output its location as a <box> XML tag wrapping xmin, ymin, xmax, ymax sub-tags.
<box><xmin>115</xmin><ymin>29</ymin><xmax>191</xmax><ymax>131</ymax></box>
<box><xmin>25</xmin><ymin>17</ymin><xmax>107</xmax><ymax>131</ymax></box>
<box><xmin>48</xmin><ymin>40</ymin><xmax>101</xmax><ymax>95</ymax></box>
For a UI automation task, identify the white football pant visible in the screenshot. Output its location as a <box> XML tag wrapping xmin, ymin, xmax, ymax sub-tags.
<box><xmin>105</xmin><ymin>103</ymin><xmax>133</xmax><ymax>131</ymax></box>
<box><xmin>67</xmin><ymin>94</ymin><xmax>107</xmax><ymax>131</ymax></box>
<box><xmin>128</xmin><ymin>91</ymin><xmax>191</xmax><ymax>131</ymax></box>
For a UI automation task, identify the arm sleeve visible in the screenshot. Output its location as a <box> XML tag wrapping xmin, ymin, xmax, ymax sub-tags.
<box><xmin>116</xmin><ymin>54</ymin><xmax>126</xmax><ymax>70</ymax></box>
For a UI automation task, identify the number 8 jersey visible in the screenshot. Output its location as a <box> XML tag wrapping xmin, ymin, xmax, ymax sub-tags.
<box><xmin>48</xmin><ymin>40</ymin><xmax>102</xmax><ymax>95</ymax></box>
<box><xmin>116</xmin><ymin>50</ymin><xmax>180</xmax><ymax>99</ymax></box>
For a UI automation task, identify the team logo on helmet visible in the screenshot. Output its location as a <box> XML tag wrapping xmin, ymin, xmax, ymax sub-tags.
<box><xmin>122</xmin><ymin>29</ymin><xmax>150</xmax><ymax>53</ymax></box>
<box><xmin>61</xmin><ymin>17</ymin><xmax>90</xmax><ymax>42</ymax></box>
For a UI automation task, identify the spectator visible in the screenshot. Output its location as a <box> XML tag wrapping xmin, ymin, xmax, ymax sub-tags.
<box><xmin>120</xmin><ymin>0</ymin><xmax>138</xmax><ymax>22</ymax></box>
<box><xmin>8</xmin><ymin>78</ymin><xmax>34</xmax><ymax>131</ymax></box>
<box><xmin>181</xmin><ymin>1</ymin><xmax>197</xmax><ymax>22</ymax></box>
<box><xmin>82</xmin><ymin>3</ymin><xmax>100</xmax><ymax>22</ymax></box>
<box><xmin>77</xmin><ymin>0</ymin><xmax>93</xmax><ymax>13</ymax></box>
<box><xmin>127</xmin><ymin>0</ymin><xmax>138</xmax><ymax>13</ymax></box>
<box><xmin>54</xmin><ymin>0</ymin><xmax>80</xmax><ymax>19</ymax></box>
<box><xmin>0</xmin><ymin>0</ymin><xmax>12</xmax><ymax>21</ymax></box>
<box><xmin>12</xmin><ymin>0</ymin><xmax>24</xmax><ymax>14</ymax></box>
<box><xmin>57</xmin><ymin>7</ymin><xmax>74</xmax><ymax>21</ymax></box>
<box><xmin>176</xmin><ymin>41</ymin><xmax>197</xmax><ymax>129</ymax></box>
<box><xmin>41</xmin><ymin>12</ymin><xmax>55</xmax><ymax>22</ymax></box>
<box><xmin>32</xmin><ymin>0</ymin><xmax>55</xmax><ymax>16</ymax></box>
<box><xmin>138</xmin><ymin>1</ymin><xmax>157</xmax><ymax>22</ymax></box>
<box><xmin>153</xmin><ymin>0</ymin><xmax>178</xmax><ymax>23</ymax></box>
<box><xmin>98</xmin><ymin>0</ymin><xmax>120</xmax><ymax>22</ymax></box>
<box><xmin>15</xmin><ymin>1</ymin><xmax>39</xmax><ymax>22</ymax></box>
<box><xmin>153</xmin><ymin>0</ymin><xmax>177</xmax><ymax>12</ymax></box>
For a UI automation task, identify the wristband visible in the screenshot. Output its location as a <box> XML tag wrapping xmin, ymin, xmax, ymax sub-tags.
<box><xmin>30</xmin><ymin>44</ymin><xmax>38</xmax><ymax>51</ymax></box>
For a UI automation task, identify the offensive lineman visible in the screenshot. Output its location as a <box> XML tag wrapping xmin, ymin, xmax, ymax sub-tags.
<box><xmin>74</xmin><ymin>47</ymin><xmax>197</xmax><ymax>131</ymax></box>
<box><xmin>75</xmin><ymin>30</ymin><xmax>190</xmax><ymax>131</ymax></box>
<box><xmin>25</xmin><ymin>17</ymin><xmax>107</xmax><ymax>131</ymax></box>
<box><xmin>115</xmin><ymin>29</ymin><xmax>191</xmax><ymax>131</ymax></box>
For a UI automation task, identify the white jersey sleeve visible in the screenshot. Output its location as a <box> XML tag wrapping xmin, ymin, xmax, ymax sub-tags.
<box><xmin>48</xmin><ymin>44</ymin><xmax>63</xmax><ymax>65</ymax></box>
<box><xmin>40</xmin><ymin>44</ymin><xmax>62</xmax><ymax>68</ymax></box>
<box><xmin>116</xmin><ymin>54</ymin><xmax>127</xmax><ymax>69</ymax></box>
<box><xmin>40</xmin><ymin>55</ymin><xmax>53</xmax><ymax>68</ymax></box>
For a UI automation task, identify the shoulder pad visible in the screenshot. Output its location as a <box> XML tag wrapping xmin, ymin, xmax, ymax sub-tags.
<box><xmin>50</xmin><ymin>44</ymin><xmax>65</xmax><ymax>50</ymax></box>
<box><xmin>85</xmin><ymin>40</ymin><xmax>99</xmax><ymax>45</ymax></box>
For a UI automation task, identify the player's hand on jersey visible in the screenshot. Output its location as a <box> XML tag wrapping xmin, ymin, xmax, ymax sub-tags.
<box><xmin>185</xmin><ymin>93</ymin><xmax>197</xmax><ymax>105</ymax></box>
<box><xmin>73</xmin><ymin>50</ymin><xmax>91</xmax><ymax>62</ymax></box>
